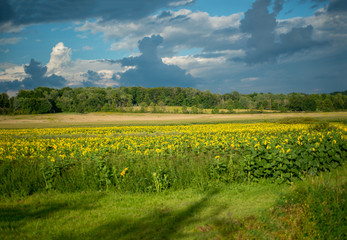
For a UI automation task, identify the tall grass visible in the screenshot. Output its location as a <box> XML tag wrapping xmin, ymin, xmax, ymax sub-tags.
<box><xmin>212</xmin><ymin>164</ymin><xmax>347</xmax><ymax>239</ymax></box>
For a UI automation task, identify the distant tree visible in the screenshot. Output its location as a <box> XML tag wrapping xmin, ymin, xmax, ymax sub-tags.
<box><xmin>320</xmin><ymin>98</ymin><xmax>334</xmax><ymax>112</ymax></box>
<box><xmin>0</xmin><ymin>93</ymin><xmax>9</xmax><ymax>108</ymax></box>
<box><xmin>239</xmin><ymin>96</ymin><xmax>253</xmax><ymax>109</ymax></box>
<box><xmin>191</xmin><ymin>105</ymin><xmax>198</xmax><ymax>114</ymax></box>
<box><xmin>332</xmin><ymin>93</ymin><xmax>345</xmax><ymax>110</ymax></box>
<box><xmin>35</xmin><ymin>98</ymin><xmax>52</xmax><ymax>114</ymax></box>
<box><xmin>303</xmin><ymin>95</ymin><xmax>317</xmax><ymax>111</ymax></box>
<box><xmin>288</xmin><ymin>93</ymin><xmax>305</xmax><ymax>111</ymax></box>
<box><xmin>140</xmin><ymin>102</ymin><xmax>148</xmax><ymax>113</ymax></box>
<box><xmin>211</xmin><ymin>108</ymin><xmax>219</xmax><ymax>114</ymax></box>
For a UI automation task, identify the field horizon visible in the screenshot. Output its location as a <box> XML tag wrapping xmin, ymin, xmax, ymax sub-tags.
<box><xmin>0</xmin><ymin>111</ymin><xmax>346</xmax><ymax>128</ymax></box>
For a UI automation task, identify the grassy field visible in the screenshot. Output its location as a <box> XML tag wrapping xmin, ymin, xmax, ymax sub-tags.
<box><xmin>0</xmin><ymin>112</ymin><xmax>346</xmax><ymax>239</ymax></box>
<box><xmin>0</xmin><ymin>183</ymin><xmax>284</xmax><ymax>239</ymax></box>
<box><xmin>1</xmin><ymin>166</ymin><xmax>345</xmax><ymax>239</ymax></box>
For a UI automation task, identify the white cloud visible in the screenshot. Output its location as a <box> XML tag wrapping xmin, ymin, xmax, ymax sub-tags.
<box><xmin>0</xmin><ymin>63</ymin><xmax>26</xmax><ymax>81</ymax></box>
<box><xmin>77</xmin><ymin>34</ymin><xmax>88</xmax><ymax>39</ymax></box>
<box><xmin>0</xmin><ymin>49</ymin><xmax>10</xmax><ymax>53</ymax></box>
<box><xmin>240</xmin><ymin>77</ymin><xmax>259</xmax><ymax>82</ymax></box>
<box><xmin>77</xmin><ymin>9</ymin><xmax>243</xmax><ymax>55</ymax></box>
<box><xmin>43</xmin><ymin>42</ymin><xmax>123</xmax><ymax>86</ymax></box>
<box><xmin>67</xmin><ymin>59</ymin><xmax>122</xmax><ymax>86</ymax></box>
<box><xmin>169</xmin><ymin>0</ymin><xmax>195</xmax><ymax>7</ymax></box>
<box><xmin>82</xmin><ymin>46</ymin><xmax>93</xmax><ymax>51</ymax></box>
<box><xmin>0</xmin><ymin>37</ymin><xmax>23</xmax><ymax>45</ymax></box>
<box><xmin>46</xmin><ymin>42</ymin><xmax>73</xmax><ymax>75</ymax></box>
<box><xmin>0</xmin><ymin>22</ymin><xmax>24</xmax><ymax>33</ymax></box>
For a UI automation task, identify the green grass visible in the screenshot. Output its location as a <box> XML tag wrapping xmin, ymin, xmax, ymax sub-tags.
<box><xmin>1</xmin><ymin>164</ymin><xmax>346</xmax><ymax>240</ymax></box>
<box><xmin>0</xmin><ymin>182</ymin><xmax>285</xmax><ymax>240</ymax></box>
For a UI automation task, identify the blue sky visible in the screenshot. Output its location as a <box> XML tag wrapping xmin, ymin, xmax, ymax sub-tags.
<box><xmin>0</xmin><ymin>0</ymin><xmax>346</xmax><ymax>94</ymax></box>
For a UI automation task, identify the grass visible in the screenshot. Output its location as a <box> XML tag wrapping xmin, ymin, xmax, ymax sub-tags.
<box><xmin>1</xmin><ymin>164</ymin><xmax>346</xmax><ymax>239</ymax></box>
<box><xmin>0</xmin><ymin>182</ymin><xmax>285</xmax><ymax>240</ymax></box>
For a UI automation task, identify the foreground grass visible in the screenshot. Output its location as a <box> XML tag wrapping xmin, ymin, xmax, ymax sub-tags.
<box><xmin>1</xmin><ymin>164</ymin><xmax>346</xmax><ymax>240</ymax></box>
<box><xmin>0</xmin><ymin>182</ymin><xmax>286</xmax><ymax>240</ymax></box>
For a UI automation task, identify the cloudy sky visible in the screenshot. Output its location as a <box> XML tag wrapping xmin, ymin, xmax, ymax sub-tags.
<box><xmin>0</xmin><ymin>0</ymin><xmax>346</xmax><ymax>94</ymax></box>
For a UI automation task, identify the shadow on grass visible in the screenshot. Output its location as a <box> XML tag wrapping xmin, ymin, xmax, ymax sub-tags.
<box><xmin>0</xmin><ymin>192</ymin><xmax>106</xmax><ymax>233</ymax></box>
<box><xmin>56</xmin><ymin>189</ymin><xmax>221</xmax><ymax>240</ymax></box>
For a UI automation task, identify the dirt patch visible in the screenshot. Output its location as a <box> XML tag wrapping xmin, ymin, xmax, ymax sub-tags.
<box><xmin>0</xmin><ymin>112</ymin><xmax>346</xmax><ymax>128</ymax></box>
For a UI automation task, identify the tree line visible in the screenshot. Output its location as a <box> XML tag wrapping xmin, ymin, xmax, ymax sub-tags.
<box><xmin>0</xmin><ymin>86</ymin><xmax>346</xmax><ymax>114</ymax></box>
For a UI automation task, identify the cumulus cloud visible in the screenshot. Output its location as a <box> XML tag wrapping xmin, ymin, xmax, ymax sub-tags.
<box><xmin>1</xmin><ymin>0</ymin><xmax>194</xmax><ymax>31</ymax></box>
<box><xmin>0</xmin><ymin>59</ymin><xmax>67</xmax><ymax>92</ymax></box>
<box><xmin>79</xmin><ymin>69</ymin><xmax>117</xmax><ymax>87</ymax></box>
<box><xmin>0</xmin><ymin>41</ymin><xmax>123</xmax><ymax>92</ymax></box>
<box><xmin>44</xmin><ymin>42</ymin><xmax>122</xmax><ymax>87</ymax></box>
<box><xmin>239</xmin><ymin>0</ymin><xmax>323</xmax><ymax>64</ymax></box>
<box><xmin>80</xmin><ymin>70</ymin><xmax>102</xmax><ymax>87</ymax></box>
<box><xmin>0</xmin><ymin>62</ymin><xmax>26</xmax><ymax>81</ymax></box>
<box><xmin>46</xmin><ymin>42</ymin><xmax>72</xmax><ymax>75</ymax></box>
<box><xmin>77</xmin><ymin>9</ymin><xmax>242</xmax><ymax>56</ymax></box>
<box><xmin>117</xmin><ymin>35</ymin><xmax>197</xmax><ymax>87</ymax></box>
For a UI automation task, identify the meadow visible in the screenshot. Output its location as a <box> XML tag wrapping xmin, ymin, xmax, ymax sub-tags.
<box><xmin>0</xmin><ymin>113</ymin><xmax>346</xmax><ymax>239</ymax></box>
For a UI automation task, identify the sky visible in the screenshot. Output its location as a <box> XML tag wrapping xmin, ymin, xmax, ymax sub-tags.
<box><xmin>0</xmin><ymin>0</ymin><xmax>346</xmax><ymax>95</ymax></box>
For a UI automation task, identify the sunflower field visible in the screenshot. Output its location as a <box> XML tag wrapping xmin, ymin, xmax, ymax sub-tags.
<box><xmin>0</xmin><ymin>122</ymin><xmax>346</xmax><ymax>196</ymax></box>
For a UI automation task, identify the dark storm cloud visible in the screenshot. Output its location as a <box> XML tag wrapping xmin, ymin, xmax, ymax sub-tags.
<box><xmin>117</xmin><ymin>35</ymin><xmax>196</xmax><ymax>88</ymax></box>
<box><xmin>327</xmin><ymin>0</ymin><xmax>347</xmax><ymax>12</ymax></box>
<box><xmin>0</xmin><ymin>0</ymin><xmax>13</xmax><ymax>23</ymax></box>
<box><xmin>82</xmin><ymin>70</ymin><xmax>102</xmax><ymax>82</ymax></box>
<box><xmin>239</xmin><ymin>0</ymin><xmax>322</xmax><ymax>64</ymax></box>
<box><xmin>80</xmin><ymin>70</ymin><xmax>102</xmax><ymax>87</ymax></box>
<box><xmin>279</xmin><ymin>25</ymin><xmax>318</xmax><ymax>53</ymax></box>
<box><xmin>299</xmin><ymin>0</ymin><xmax>346</xmax><ymax>10</ymax></box>
<box><xmin>0</xmin><ymin>59</ymin><xmax>67</xmax><ymax>92</ymax></box>
<box><xmin>1</xmin><ymin>0</ymin><xmax>190</xmax><ymax>27</ymax></box>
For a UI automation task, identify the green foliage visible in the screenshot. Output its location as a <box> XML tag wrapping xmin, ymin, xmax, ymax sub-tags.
<box><xmin>2</xmin><ymin>87</ymin><xmax>346</xmax><ymax>114</ymax></box>
<box><xmin>211</xmin><ymin>108</ymin><xmax>219</xmax><ymax>114</ymax></box>
<box><xmin>237</xmin><ymin>127</ymin><xmax>346</xmax><ymax>184</ymax></box>
<box><xmin>208</xmin><ymin>156</ymin><xmax>229</xmax><ymax>183</ymax></box>
<box><xmin>152</xmin><ymin>167</ymin><xmax>170</xmax><ymax>193</ymax></box>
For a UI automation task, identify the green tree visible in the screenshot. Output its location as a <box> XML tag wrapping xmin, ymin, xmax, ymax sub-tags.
<box><xmin>320</xmin><ymin>98</ymin><xmax>334</xmax><ymax>112</ymax></box>
<box><xmin>0</xmin><ymin>93</ymin><xmax>10</xmax><ymax>108</ymax></box>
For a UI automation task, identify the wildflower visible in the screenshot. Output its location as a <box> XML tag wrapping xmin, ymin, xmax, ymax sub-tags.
<box><xmin>215</xmin><ymin>155</ymin><xmax>220</xmax><ymax>160</ymax></box>
<box><xmin>120</xmin><ymin>170</ymin><xmax>126</xmax><ymax>177</ymax></box>
<box><xmin>51</xmin><ymin>157</ymin><xmax>55</xmax><ymax>162</ymax></box>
